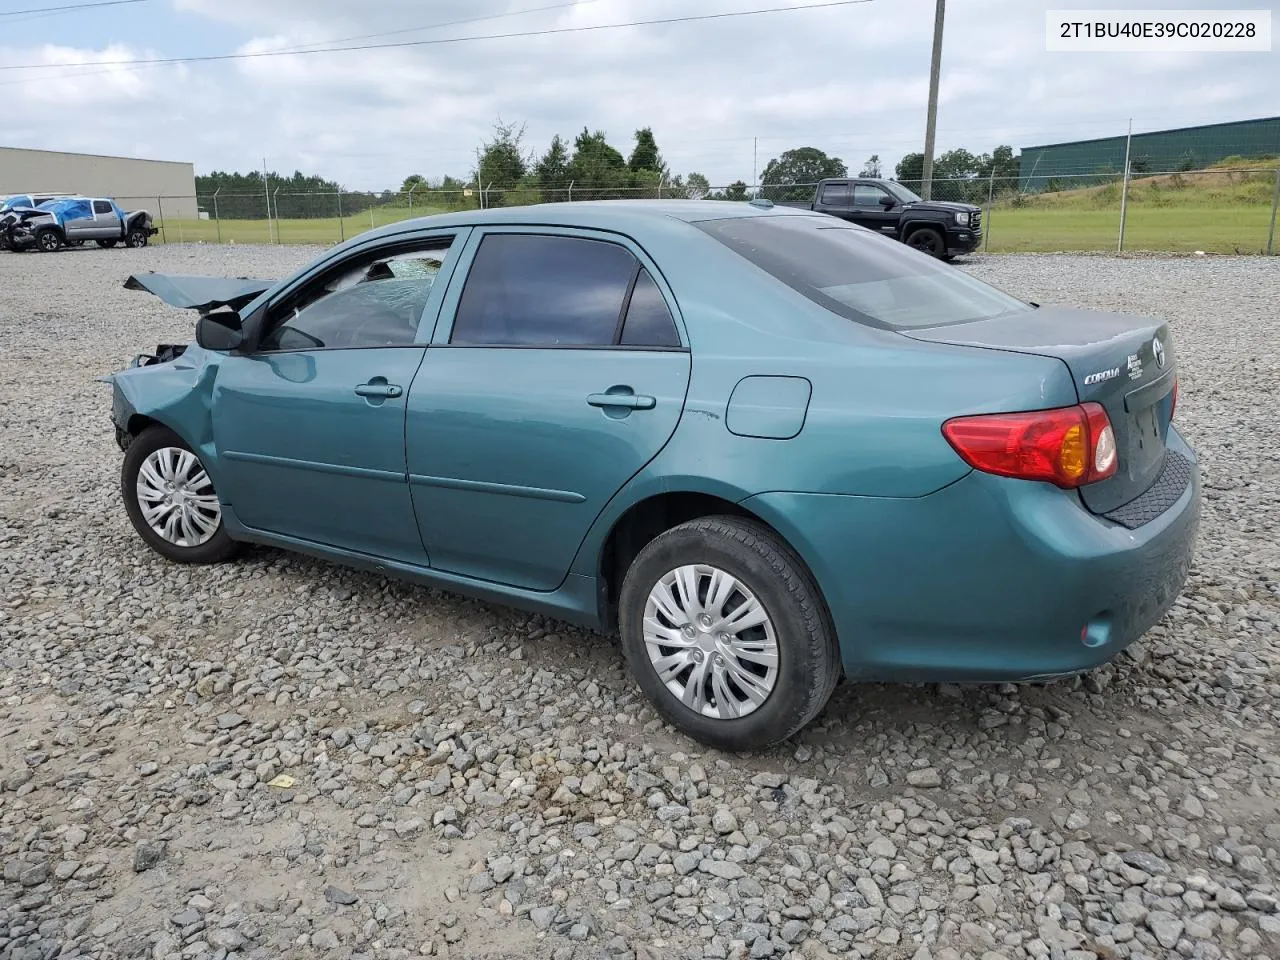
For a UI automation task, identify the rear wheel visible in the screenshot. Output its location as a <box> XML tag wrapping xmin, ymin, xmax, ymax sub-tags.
<box><xmin>618</xmin><ymin>516</ymin><xmax>839</xmax><ymax>751</ymax></box>
<box><xmin>905</xmin><ymin>227</ymin><xmax>946</xmax><ymax>258</ymax></box>
<box><xmin>35</xmin><ymin>229</ymin><xmax>63</xmax><ymax>253</ymax></box>
<box><xmin>96</xmin><ymin>238</ymin><xmax>118</xmax><ymax>248</ymax></box>
<box><xmin>125</xmin><ymin>226</ymin><xmax>149</xmax><ymax>248</ymax></box>
<box><xmin>121</xmin><ymin>426</ymin><xmax>240</xmax><ymax>564</ymax></box>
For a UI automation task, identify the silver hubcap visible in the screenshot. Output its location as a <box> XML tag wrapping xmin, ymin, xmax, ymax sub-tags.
<box><xmin>136</xmin><ymin>446</ymin><xmax>221</xmax><ymax>547</ymax></box>
<box><xmin>643</xmin><ymin>564</ymin><xmax>779</xmax><ymax>720</ymax></box>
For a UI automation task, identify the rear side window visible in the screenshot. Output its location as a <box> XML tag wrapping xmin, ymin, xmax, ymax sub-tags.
<box><xmin>451</xmin><ymin>233</ymin><xmax>680</xmax><ymax>348</ymax></box>
<box><xmin>619</xmin><ymin>270</ymin><xmax>680</xmax><ymax>347</ymax></box>
<box><xmin>93</xmin><ymin>200</ymin><xmax>113</xmax><ymax>214</ymax></box>
<box><xmin>819</xmin><ymin>183</ymin><xmax>852</xmax><ymax>206</ymax></box>
<box><xmin>696</xmin><ymin>215</ymin><xmax>1029</xmax><ymax>330</ymax></box>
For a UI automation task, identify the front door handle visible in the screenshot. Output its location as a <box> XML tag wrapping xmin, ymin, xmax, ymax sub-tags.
<box><xmin>355</xmin><ymin>380</ymin><xmax>403</xmax><ymax>399</ymax></box>
<box><xmin>587</xmin><ymin>390</ymin><xmax>656</xmax><ymax>410</ymax></box>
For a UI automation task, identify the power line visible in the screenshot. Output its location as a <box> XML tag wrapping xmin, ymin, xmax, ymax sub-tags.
<box><xmin>0</xmin><ymin>0</ymin><xmax>146</xmax><ymax>15</ymax></box>
<box><xmin>276</xmin><ymin>0</ymin><xmax>608</xmax><ymax>54</ymax></box>
<box><xmin>0</xmin><ymin>0</ymin><xmax>876</xmax><ymax>72</ymax></box>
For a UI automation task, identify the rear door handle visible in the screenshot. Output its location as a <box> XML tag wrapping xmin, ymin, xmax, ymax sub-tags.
<box><xmin>355</xmin><ymin>381</ymin><xmax>403</xmax><ymax>399</ymax></box>
<box><xmin>587</xmin><ymin>391</ymin><xmax>656</xmax><ymax>410</ymax></box>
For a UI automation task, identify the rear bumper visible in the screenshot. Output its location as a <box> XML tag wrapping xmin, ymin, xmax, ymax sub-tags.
<box><xmin>743</xmin><ymin>426</ymin><xmax>1200</xmax><ymax>682</ymax></box>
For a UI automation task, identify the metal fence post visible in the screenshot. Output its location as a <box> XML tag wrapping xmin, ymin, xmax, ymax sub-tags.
<box><xmin>272</xmin><ymin>187</ymin><xmax>281</xmax><ymax>243</ymax></box>
<box><xmin>568</xmin><ymin>179</ymin><xmax>574</xmax><ymax>202</ymax></box>
<box><xmin>984</xmin><ymin>169</ymin><xmax>994</xmax><ymax>253</ymax></box>
<box><xmin>1268</xmin><ymin>166</ymin><xmax>1280</xmax><ymax>256</ymax></box>
<box><xmin>213</xmin><ymin>187</ymin><xmax>221</xmax><ymax>244</ymax></box>
<box><xmin>1117</xmin><ymin>120</ymin><xmax>1133</xmax><ymax>254</ymax></box>
<box><xmin>370</xmin><ymin>203</ymin><xmax>375</xmax><ymax>232</ymax></box>
<box><xmin>1117</xmin><ymin>164</ymin><xmax>1131</xmax><ymax>254</ymax></box>
<box><xmin>337</xmin><ymin>190</ymin><xmax>345</xmax><ymax>243</ymax></box>
<box><xmin>156</xmin><ymin>197</ymin><xmax>167</xmax><ymax>244</ymax></box>
<box><xmin>408</xmin><ymin>184</ymin><xmax>418</xmax><ymax>215</ymax></box>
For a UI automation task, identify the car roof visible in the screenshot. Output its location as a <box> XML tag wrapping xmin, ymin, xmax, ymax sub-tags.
<box><xmin>357</xmin><ymin>198</ymin><xmax>826</xmax><ymax>242</ymax></box>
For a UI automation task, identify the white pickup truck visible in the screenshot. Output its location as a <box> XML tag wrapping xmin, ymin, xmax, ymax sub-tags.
<box><xmin>1</xmin><ymin>196</ymin><xmax>158</xmax><ymax>252</ymax></box>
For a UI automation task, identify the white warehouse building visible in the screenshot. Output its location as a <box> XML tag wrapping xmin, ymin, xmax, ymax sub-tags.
<box><xmin>0</xmin><ymin>146</ymin><xmax>198</xmax><ymax>218</ymax></box>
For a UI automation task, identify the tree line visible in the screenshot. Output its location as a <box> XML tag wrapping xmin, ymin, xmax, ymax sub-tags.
<box><xmin>194</xmin><ymin>125</ymin><xmax>1027</xmax><ymax>220</ymax></box>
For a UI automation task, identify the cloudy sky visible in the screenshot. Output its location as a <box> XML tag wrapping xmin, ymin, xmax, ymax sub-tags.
<box><xmin>1</xmin><ymin>0</ymin><xmax>1276</xmax><ymax>190</ymax></box>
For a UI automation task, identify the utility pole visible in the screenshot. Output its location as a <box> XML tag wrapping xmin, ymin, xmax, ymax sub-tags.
<box><xmin>920</xmin><ymin>0</ymin><xmax>945</xmax><ymax>200</ymax></box>
<box><xmin>753</xmin><ymin>137</ymin><xmax>758</xmax><ymax>197</ymax></box>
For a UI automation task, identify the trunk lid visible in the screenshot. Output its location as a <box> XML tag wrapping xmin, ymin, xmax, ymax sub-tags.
<box><xmin>905</xmin><ymin>306</ymin><xmax>1177</xmax><ymax>513</ymax></box>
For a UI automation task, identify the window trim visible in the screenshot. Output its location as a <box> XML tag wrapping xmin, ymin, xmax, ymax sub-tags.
<box><xmin>431</xmin><ymin>225</ymin><xmax>689</xmax><ymax>352</ymax></box>
<box><xmin>248</xmin><ymin>231</ymin><xmax>466</xmax><ymax>355</ymax></box>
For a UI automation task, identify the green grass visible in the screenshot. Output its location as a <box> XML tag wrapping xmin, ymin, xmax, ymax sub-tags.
<box><xmin>984</xmin><ymin>206</ymin><xmax>1278</xmax><ymax>254</ymax></box>
<box><xmin>981</xmin><ymin>161</ymin><xmax>1280</xmax><ymax>254</ymax></box>
<box><xmin>154</xmin><ymin>204</ymin><xmax>452</xmax><ymax>246</ymax></box>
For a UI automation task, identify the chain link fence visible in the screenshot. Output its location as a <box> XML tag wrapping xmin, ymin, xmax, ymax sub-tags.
<box><xmin>121</xmin><ymin>166</ymin><xmax>1280</xmax><ymax>255</ymax></box>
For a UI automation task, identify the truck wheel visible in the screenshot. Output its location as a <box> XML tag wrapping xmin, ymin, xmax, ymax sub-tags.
<box><xmin>126</xmin><ymin>228</ymin><xmax>149</xmax><ymax>248</ymax></box>
<box><xmin>35</xmin><ymin>229</ymin><xmax>63</xmax><ymax>253</ymax></box>
<box><xmin>905</xmin><ymin>227</ymin><xmax>945</xmax><ymax>258</ymax></box>
<box><xmin>96</xmin><ymin>239</ymin><xmax>119</xmax><ymax>248</ymax></box>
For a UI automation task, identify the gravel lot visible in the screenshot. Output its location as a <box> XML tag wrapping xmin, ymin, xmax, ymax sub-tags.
<box><xmin>1</xmin><ymin>243</ymin><xmax>1278</xmax><ymax>960</ymax></box>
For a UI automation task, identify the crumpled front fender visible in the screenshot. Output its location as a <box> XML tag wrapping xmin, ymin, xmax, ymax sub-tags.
<box><xmin>104</xmin><ymin>344</ymin><xmax>229</xmax><ymax>500</ymax></box>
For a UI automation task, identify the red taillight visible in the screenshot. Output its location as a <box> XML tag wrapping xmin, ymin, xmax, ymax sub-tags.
<box><xmin>942</xmin><ymin>403</ymin><xmax>1118</xmax><ymax>488</ymax></box>
<box><xmin>1171</xmin><ymin>377</ymin><xmax>1179</xmax><ymax>420</ymax></box>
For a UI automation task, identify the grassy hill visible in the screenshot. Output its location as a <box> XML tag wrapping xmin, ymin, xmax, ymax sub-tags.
<box><xmin>983</xmin><ymin>158</ymin><xmax>1279</xmax><ymax>254</ymax></box>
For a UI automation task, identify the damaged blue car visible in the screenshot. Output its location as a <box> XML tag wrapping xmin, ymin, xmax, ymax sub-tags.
<box><xmin>103</xmin><ymin>200</ymin><xmax>1200</xmax><ymax>750</ymax></box>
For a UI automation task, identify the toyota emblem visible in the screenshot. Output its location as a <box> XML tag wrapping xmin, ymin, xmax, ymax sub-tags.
<box><xmin>1152</xmin><ymin>336</ymin><xmax>1165</xmax><ymax>368</ymax></box>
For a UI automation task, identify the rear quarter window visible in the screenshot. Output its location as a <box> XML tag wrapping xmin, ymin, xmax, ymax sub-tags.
<box><xmin>695</xmin><ymin>215</ymin><xmax>1029</xmax><ymax>330</ymax></box>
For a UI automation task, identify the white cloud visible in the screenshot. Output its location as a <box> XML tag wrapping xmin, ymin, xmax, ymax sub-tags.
<box><xmin>1</xmin><ymin>0</ymin><xmax>1276</xmax><ymax>190</ymax></box>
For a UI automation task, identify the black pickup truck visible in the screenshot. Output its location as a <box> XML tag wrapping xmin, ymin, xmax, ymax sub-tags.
<box><xmin>779</xmin><ymin>178</ymin><xmax>982</xmax><ymax>259</ymax></box>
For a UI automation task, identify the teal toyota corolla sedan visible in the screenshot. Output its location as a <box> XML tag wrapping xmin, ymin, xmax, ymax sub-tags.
<box><xmin>106</xmin><ymin>199</ymin><xmax>1199</xmax><ymax>751</ymax></box>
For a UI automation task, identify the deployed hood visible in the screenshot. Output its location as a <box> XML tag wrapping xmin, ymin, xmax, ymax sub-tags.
<box><xmin>124</xmin><ymin>272</ymin><xmax>276</xmax><ymax>313</ymax></box>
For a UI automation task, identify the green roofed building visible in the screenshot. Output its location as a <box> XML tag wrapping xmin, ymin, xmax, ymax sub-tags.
<box><xmin>1019</xmin><ymin>116</ymin><xmax>1280</xmax><ymax>192</ymax></box>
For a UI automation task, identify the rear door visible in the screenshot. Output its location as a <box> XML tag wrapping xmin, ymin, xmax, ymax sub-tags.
<box><xmin>60</xmin><ymin>199</ymin><xmax>96</xmax><ymax>240</ymax></box>
<box><xmin>815</xmin><ymin>181</ymin><xmax>856</xmax><ymax>221</ymax></box>
<box><xmin>407</xmin><ymin>227</ymin><xmax>691</xmax><ymax>591</ymax></box>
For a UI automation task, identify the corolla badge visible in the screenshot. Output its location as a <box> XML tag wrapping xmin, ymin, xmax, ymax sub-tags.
<box><xmin>1083</xmin><ymin>366</ymin><xmax>1121</xmax><ymax>386</ymax></box>
<box><xmin>1152</xmin><ymin>336</ymin><xmax>1166</xmax><ymax>368</ymax></box>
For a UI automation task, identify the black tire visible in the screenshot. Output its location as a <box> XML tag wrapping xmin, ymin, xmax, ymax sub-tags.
<box><xmin>905</xmin><ymin>227</ymin><xmax>946</xmax><ymax>258</ymax></box>
<box><xmin>121</xmin><ymin>425</ymin><xmax>241</xmax><ymax>564</ymax></box>
<box><xmin>35</xmin><ymin>229</ymin><xmax>63</xmax><ymax>253</ymax></box>
<box><xmin>618</xmin><ymin>516</ymin><xmax>840</xmax><ymax>752</ymax></box>
<box><xmin>96</xmin><ymin>238</ymin><xmax>118</xmax><ymax>248</ymax></box>
<box><xmin>125</xmin><ymin>227</ymin><xmax>149</xmax><ymax>248</ymax></box>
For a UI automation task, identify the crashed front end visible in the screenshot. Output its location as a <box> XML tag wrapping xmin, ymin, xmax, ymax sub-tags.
<box><xmin>104</xmin><ymin>272</ymin><xmax>276</xmax><ymax>454</ymax></box>
<box><xmin>1</xmin><ymin>209</ymin><xmax>55</xmax><ymax>250</ymax></box>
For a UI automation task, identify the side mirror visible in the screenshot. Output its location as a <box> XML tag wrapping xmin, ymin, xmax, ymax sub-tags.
<box><xmin>196</xmin><ymin>308</ymin><xmax>245</xmax><ymax>352</ymax></box>
<box><xmin>880</xmin><ymin>195</ymin><xmax>897</xmax><ymax>208</ymax></box>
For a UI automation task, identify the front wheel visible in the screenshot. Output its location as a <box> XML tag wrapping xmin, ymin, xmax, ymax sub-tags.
<box><xmin>121</xmin><ymin>426</ymin><xmax>240</xmax><ymax>564</ymax></box>
<box><xmin>35</xmin><ymin>229</ymin><xmax>63</xmax><ymax>253</ymax></box>
<box><xmin>125</xmin><ymin>228</ymin><xmax>149</xmax><ymax>248</ymax></box>
<box><xmin>618</xmin><ymin>516</ymin><xmax>840</xmax><ymax>751</ymax></box>
<box><xmin>905</xmin><ymin>227</ymin><xmax>946</xmax><ymax>258</ymax></box>
<box><xmin>97</xmin><ymin>238</ymin><xmax>119</xmax><ymax>248</ymax></box>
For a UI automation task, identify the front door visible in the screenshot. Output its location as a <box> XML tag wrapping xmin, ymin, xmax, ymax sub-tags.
<box><xmin>849</xmin><ymin>182</ymin><xmax>901</xmax><ymax>237</ymax></box>
<box><xmin>91</xmin><ymin>200</ymin><xmax>119</xmax><ymax>239</ymax></box>
<box><xmin>407</xmin><ymin>228</ymin><xmax>692</xmax><ymax>591</ymax></box>
<box><xmin>211</xmin><ymin>233</ymin><xmax>462</xmax><ymax>564</ymax></box>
